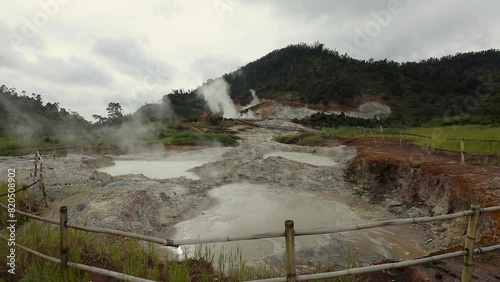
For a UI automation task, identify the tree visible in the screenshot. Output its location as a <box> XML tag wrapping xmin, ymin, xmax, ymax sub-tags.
<box><xmin>106</xmin><ymin>102</ymin><xmax>123</xmax><ymax>120</ymax></box>
<box><xmin>92</xmin><ymin>114</ymin><xmax>108</xmax><ymax>125</ymax></box>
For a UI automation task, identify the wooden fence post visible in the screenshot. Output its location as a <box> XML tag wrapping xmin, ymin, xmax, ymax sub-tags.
<box><xmin>460</xmin><ymin>138</ymin><xmax>465</xmax><ymax>164</ymax></box>
<box><xmin>40</xmin><ymin>162</ymin><xmax>48</xmax><ymax>207</ymax></box>
<box><xmin>60</xmin><ymin>206</ymin><xmax>69</xmax><ymax>282</ymax></box>
<box><xmin>81</xmin><ymin>146</ymin><xmax>84</xmax><ymax>159</ymax></box>
<box><xmin>370</xmin><ymin>131</ymin><xmax>376</xmax><ymax>144</ymax></box>
<box><xmin>426</xmin><ymin>136</ymin><xmax>431</xmax><ymax>155</ymax></box>
<box><xmin>461</xmin><ymin>205</ymin><xmax>480</xmax><ymax>282</ymax></box>
<box><xmin>380</xmin><ymin>126</ymin><xmax>385</xmax><ymax>145</ymax></box>
<box><xmin>24</xmin><ymin>153</ymin><xmax>38</xmax><ymax>213</ymax></box>
<box><xmin>363</xmin><ymin>128</ymin><xmax>367</xmax><ymax>139</ymax></box>
<box><xmin>285</xmin><ymin>220</ymin><xmax>297</xmax><ymax>282</ymax></box>
<box><xmin>53</xmin><ymin>149</ymin><xmax>56</xmax><ymax>161</ymax></box>
<box><xmin>399</xmin><ymin>132</ymin><xmax>403</xmax><ymax>147</ymax></box>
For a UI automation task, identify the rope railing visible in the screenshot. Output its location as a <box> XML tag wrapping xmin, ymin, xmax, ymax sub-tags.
<box><xmin>5</xmin><ymin>203</ymin><xmax>497</xmax><ymax>247</ymax></box>
<box><xmin>65</xmin><ymin>222</ymin><xmax>172</xmax><ymax>246</ymax></box>
<box><xmin>362</xmin><ymin>127</ymin><xmax>499</xmax><ymax>164</ymax></box>
<box><xmin>249</xmin><ymin>245</ymin><xmax>500</xmax><ymax>282</ymax></box>
<box><xmin>365</xmin><ymin>129</ymin><xmax>500</xmax><ymax>142</ymax></box>
<box><xmin>1</xmin><ymin>202</ymin><xmax>499</xmax><ymax>282</ymax></box>
<box><xmin>2</xmin><ymin>147</ymin><xmax>499</xmax><ymax>281</ymax></box>
<box><xmin>0</xmin><ymin>233</ymin><xmax>156</xmax><ymax>282</ymax></box>
<box><xmin>0</xmin><ymin>202</ymin><xmax>59</xmax><ymax>225</ymax></box>
<box><xmin>0</xmin><ymin>179</ymin><xmax>40</xmax><ymax>198</ymax></box>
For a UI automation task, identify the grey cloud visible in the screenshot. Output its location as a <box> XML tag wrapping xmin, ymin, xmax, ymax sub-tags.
<box><xmin>191</xmin><ymin>55</ymin><xmax>245</xmax><ymax>81</ymax></box>
<box><xmin>0</xmin><ymin>21</ymin><xmax>30</xmax><ymax>69</ymax></box>
<box><xmin>37</xmin><ymin>55</ymin><xmax>114</xmax><ymax>87</ymax></box>
<box><xmin>151</xmin><ymin>0</ymin><xmax>184</xmax><ymax>18</ymax></box>
<box><xmin>92</xmin><ymin>36</ymin><xmax>174</xmax><ymax>84</ymax></box>
<box><xmin>246</xmin><ymin>0</ymin><xmax>500</xmax><ymax>61</ymax></box>
<box><xmin>361</xmin><ymin>1</ymin><xmax>500</xmax><ymax>61</ymax></box>
<box><xmin>247</xmin><ymin>0</ymin><xmax>390</xmax><ymax>21</ymax></box>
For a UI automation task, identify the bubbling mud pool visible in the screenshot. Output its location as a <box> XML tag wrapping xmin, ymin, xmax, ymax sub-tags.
<box><xmin>98</xmin><ymin>146</ymin><xmax>426</xmax><ymax>269</ymax></box>
<box><xmin>97</xmin><ymin>148</ymin><xmax>230</xmax><ymax>180</ymax></box>
<box><xmin>160</xmin><ymin>183</ymin><xmax>426</xmax><ymax>268</ymax></box>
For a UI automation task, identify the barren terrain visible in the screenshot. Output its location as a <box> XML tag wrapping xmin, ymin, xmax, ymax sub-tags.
<box><xmin>0</xmin><ymin>123</ymin><xmax>499</xmax><ymax>281</ymax></box>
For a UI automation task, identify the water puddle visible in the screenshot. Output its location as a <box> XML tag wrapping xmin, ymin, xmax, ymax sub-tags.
<box><xmin>162</xmin><ymin>183</ymin><xmax>425</xmax><ymax>266</ymax></box>
<box><xmin>264</xmin><ymin>151</ymin><xmax>336</xmax><ymax>166</ymax></box>
<box><xmin>98</xmin><ymin>148</ymin><xmax>229</xmax><ymax>180</ymax></box>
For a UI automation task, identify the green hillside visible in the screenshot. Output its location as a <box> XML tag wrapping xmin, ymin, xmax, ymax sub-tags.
<box><xmin>0</xmin><ymin>86</ymin><xmax>91</xmax><ymax>153</ymax></box>
<box><xmin>165</xmin><ymin>43</ymin><xmax>500</xmax><ymax>126</ymax></box>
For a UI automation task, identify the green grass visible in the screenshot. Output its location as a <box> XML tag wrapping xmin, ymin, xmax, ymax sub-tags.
<box><xmin>0</xmin><ymin>136</ymin><xmax>88</xmax><ymax>156</ymax></box>
<box><xmin>160</xmin><ymin>131</ymin><xmax>240</xmax><ymax>146</ymax></box>
<box><xmin>274</xmin><ymin>125</ymin><xmax>500</xmax><ymax>156</ymax></box>
<box><xmin>0</xmin><ymin>182</ymin><xmax>31</xmax><ymax>229</ymax></box>
<box><xmin>0</xmin><ymin>137</ymin><xmax>56</xmax><ymax>156</ymax></box>
<box><xmin>405</xmin><ymin>125</ymin><xmax>500</xmax><ymax>154</ymax></box>
<box><xmin>0</xmin><ymin>211</ymin><xmax>359</xmax><ymax>282</ymax></box>
<box><xmin>0</xmin><ymin>220</ymin><xmax>281</xmax><ymax>282</ymax></box>
<box><xmin>274</xmin><ymin>127</ymin><xmax>367</xmax><ymax>145</ymax></box>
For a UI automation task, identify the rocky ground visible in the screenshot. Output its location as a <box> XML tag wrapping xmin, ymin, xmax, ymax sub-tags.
<box><xmin>1</xmin><ymin>123</ymin><xmax>498</xmax><ymax>281</ymax></box>
<box><xmin>0</xmin><ymin>125</ymin><xmax>355</xmax><ymax>235</ymax></box>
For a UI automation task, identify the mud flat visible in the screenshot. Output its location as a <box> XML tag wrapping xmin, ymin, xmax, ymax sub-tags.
<box><xmin>97</xmin><ymin>148</ymin><xmax>230</xmax><ymax>180</ymax></box>
<box><xmin>3</xmin><ymin>128</ymin><xmax>486</xmax><ymax>273</ymax></box>
<box><xmin>163</xmin><ymin>182</ymin><xmax>426</xmax><ymax>268</ymax></box>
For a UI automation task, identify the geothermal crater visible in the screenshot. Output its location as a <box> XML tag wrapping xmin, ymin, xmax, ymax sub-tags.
<box><xmin>1</xmin><ymin>122</ymin><xmax>497</xmax><ymax>277</ymax></box>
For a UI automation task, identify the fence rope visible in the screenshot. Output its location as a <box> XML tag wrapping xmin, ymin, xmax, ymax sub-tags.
<box><xmin>365</xmin><ymin>129</ymin><xmax>500</xmax><ymax>143</ymax></box>
<box><xmin>0</xmin><ymin>179</ymin><xmax>41</xmax><ymax>198</ymax></box>
<box><xmin>0</xmin><ymin>202</ymin><xmax>59</xmax><ymax>225</ymax></box>
<box><xmin>1</xmin><ymin>229</ymin><xmax>498</xmax><ymax>282</ymax></box>
<box><xmin>364</xmin><ymin>129</ymin><xmax>499</xmax><ymax>160</ymax></box>
<box><xmin>1</xmin><ymin>203</ymin><xmax>499</xmax><ymax>246</ymax></box>
<box><xmin>0</xmin><ymin>233</ymin><xmax>156</xmax><ymax>282</ymax></box>
<box><xmin>1</xmin><ymin>203</ymin><xmax>499</xmax><ymax>282</ymax></box>
<box><xmin>65</xmin><ymin>223</ymin><xmax>172</xmax><ymax>246</ymax></box>
<box><xmin>249</xmin><ymin>245</ymin><xmax>500</xmax><ymax>282</ymax></box>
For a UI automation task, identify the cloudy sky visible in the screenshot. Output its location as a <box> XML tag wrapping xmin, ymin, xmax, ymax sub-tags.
<box><xmin>1</xmin><ymin>0</ymin><xmax>499</xmax><ymax>120</ymax></box>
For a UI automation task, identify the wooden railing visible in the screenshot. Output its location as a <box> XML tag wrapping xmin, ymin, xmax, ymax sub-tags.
<box><xmin>0</xmin><ymin>201</ymin><xmax>499</xmax><ymax>282</ymax></box>
<box><xmin>1</xmin><ymin>148</ymin><xmax>499</xmax><ymax>281</ymax></box>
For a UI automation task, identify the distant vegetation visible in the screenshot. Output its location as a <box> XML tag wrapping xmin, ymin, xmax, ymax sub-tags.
<box><xmin>2</xmin><ymin>43</ymin><xmax>499</xmax><ymax>155</ymax></box>
<box><xmin>225</xmin><ymin>43</ymin><xmax>500</xmax><ymax>127</ymax></box>
<box><xmin>0</xmin><ymin>86</ymin><xmax>238</xmax><ymax>155</ymax></box>
<box><xmin>406</xmin><ymin>125</ymin><xmax>500</xmax><ymax>155</ymax></box>
<box><xmin>165</xmin><ymin>43</ymin><xmax>500</xmax><ymax>127</ymax></box>
<box><xmin>275</xmin><ymin>125</ymin><xmax>500</xmax><ymax>158</ymax></box>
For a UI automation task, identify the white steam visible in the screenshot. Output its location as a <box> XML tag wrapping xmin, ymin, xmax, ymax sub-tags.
<box><xmin>197</xmin><ymin>78</ymin><xmax>238</xmax><ymax>118</ymax></box>
<box><xmin>243</xmin><ymin>89</ymin><xmax>261</xmax><ymax>110</ymax></box>
<box><xmin>197</xmin><ymin>78</ymin><xmax>259</xmax><ymax>119</ymax></box>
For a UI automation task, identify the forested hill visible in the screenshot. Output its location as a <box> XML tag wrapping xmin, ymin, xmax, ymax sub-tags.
<box><xmin>167</xmin><ymin>43</ymin><xmax>500</xmax><ymax>126</ymax></box>
<box><xmin>2</xmin><ymin>44</ymin><xmax>499</xmax><ymax>130</ymax></box>
<box><xmin>0</xmin><ymin>85</ymin><xmax>90</xmax><ymax>140</ymax></box>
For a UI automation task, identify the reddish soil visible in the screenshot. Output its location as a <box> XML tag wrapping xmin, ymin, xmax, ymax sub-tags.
<box><xmin>340</xmin><ymin>137</ymin><xmax>500</xmax><ymax>282</ymax></box>
<box><xmin>342</xmin><ymin>137</ymin><xmax>500</xmax><ymax>234</ymax></box>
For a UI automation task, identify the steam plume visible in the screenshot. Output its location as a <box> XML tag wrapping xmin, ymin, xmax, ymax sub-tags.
<box><xmin>243</xmin><ymin>89</ymin><xmax>261</xmax><ymax>110</ymax></box>
<box><xmin>197</xmin><ymin>78</ymin><xmax>258</xmax><ymax>119</ymax></box>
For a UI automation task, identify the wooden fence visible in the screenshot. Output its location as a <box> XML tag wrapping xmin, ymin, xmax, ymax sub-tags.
<box><xmin>1</xmin><ymin>150</ymin><xmax>500</xmax><ymax>281</ymax></box>
<box><xmin>362</xmin><ymin>127</ymin><xmax>500</xmax><ymax>164</ymax></box>
<box><xmin>1</xmin><ymin>196</ymin><xmax>499</xmax><ymax>282</ymax></box>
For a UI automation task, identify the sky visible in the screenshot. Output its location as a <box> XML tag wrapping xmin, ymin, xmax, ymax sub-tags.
<box><xmin>1</xmin><ymin>0</ymin><xmax>499</xmax><ymax>120</ymax></box>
